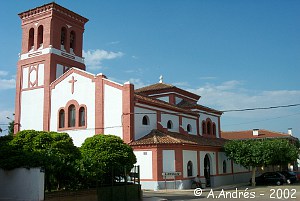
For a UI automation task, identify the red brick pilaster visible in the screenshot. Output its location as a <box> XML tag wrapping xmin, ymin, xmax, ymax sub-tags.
<box><xmin>122</xmin><ymin>82</ymin><xmax>134</xmax><ymax>143</ymax></box>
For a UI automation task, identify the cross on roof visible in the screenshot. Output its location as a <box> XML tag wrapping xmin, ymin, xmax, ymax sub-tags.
<box><xmin>68</xmin><ymin>76</ymin><xmax>77</xmax><ymax>94</ymax></box>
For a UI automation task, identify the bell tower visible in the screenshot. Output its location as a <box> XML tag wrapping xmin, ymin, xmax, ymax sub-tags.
<box><xmin>14</xmin><ymin>3</ymin><xmax>88</xmax><ymax>133</ymax></box>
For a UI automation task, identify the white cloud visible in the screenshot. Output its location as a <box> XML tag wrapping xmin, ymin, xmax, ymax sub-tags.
<box><xmin>0</xmin><ymin>78</ymin><xmax>15</xmax><ymax>90</ymax></box>
<box><xmin>172</xmin><ymin>82</ymin><xmax>190</xmax><ymax>87</ymax></box>
<box><xmin>128</xmin><ymin>78</ymin><xmax>146</xmax><ymax>89</ymax></box>
<box><xmin>199</xmin><ymin>76</ymin><xmax>217</xmax><ymax>80</ymax></box>
<box><xmin>188</xmin><ymin>80</ymin><xmax>300</xmax><ymax>119</ymax></box>
<box><xmin>0</xmin><ymin>71</ymin><xmax>8</xmax><ymax>77</ymax></box>
<box><xmin>83</xmin><ymin>49</ymin><xmax>124</xmax><ymax>70</ymax></box>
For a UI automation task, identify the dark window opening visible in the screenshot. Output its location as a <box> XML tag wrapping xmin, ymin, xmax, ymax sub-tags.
<box><xmin>142</xmin><ymin>115</ymin><xmax>149</xmax><ymax>125</ymax></box>
<box><xmin>207</xmin><ymin>122</ymin><xmax>211</xmax><ymax>135</ymax></box>
<box><xmin>61</xmin><ymin>27</ymin><xmax>67</xmax><ymax>49</ymax></box>
<box><xmin>202</xmin><ymin>121</ymin><xmax>206</xmax><ymax>134</ymax></box>
<box><xmin>79</xmin><ymin>107</ymin><xmax>85</xmax><ymax>127</ymax></box>
<box><xmin>167</xmin><ymin>120</ymin><xmax>173</xmax><ymax>129</ymax></box>
<box><xmin>187</xmin><ymin>161</ymin><xmax>193</xmax><ymax>177</ymax></box>
<box><xmin>70</xmin><ymin>31</ymin><xmax>75</xmax><ymax>51</ymax></box>
<box><xmin>59</xmin><ymin>109</ymin><xmax>65</xmax><ymax>128</ymax></box>
<box><xmin>187</xmin><ymin>124</ymin><xmax>192</xmax><ymax>132</ymax></box>
<box><xmin>28</xmin><ymin>28</ymin><xmax>34</xmax><ymax>51</ymax></box>
<box><xmin>213</xmin><ymin>124</ymin><xmax>216</xmax><ymax>136</ymax></box>
<box><xmin>37</xmin><ymin>25</ymin><xmax>43</xmax><ymax>48</ymax></box>
<box><xmin>68</xmin><ymin>104</ymin><xmax>76</xmax><ymax>127</ymax></box>
<box><xmin>223</xmin><ymin>160</ymin><xmax>227</xmax><ymax>173</ymax></box>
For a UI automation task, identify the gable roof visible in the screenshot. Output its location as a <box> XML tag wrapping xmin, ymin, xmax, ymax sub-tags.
<box><xmin>135</xmin><ymin>94</ymin><xmax>199</xmax><ymax>117</ymax></box>
<box><xmin>135</xmin><ymin>83</ymin><xmax>201</xmax><ymax>101</ymax></box>
<box><xmin>129</xmin><ymin>129</ymin><xmax>227</xmax><ymax>147</ymax></box>
<box><xmin>177</xmin><ymin>99</ymin><xmax>223</xmax><ymax>115</ymax></box>
<box><xmin>221</xmin><ymin>129</ymin><xmax>295</xmax><ymax>140</ymax></box>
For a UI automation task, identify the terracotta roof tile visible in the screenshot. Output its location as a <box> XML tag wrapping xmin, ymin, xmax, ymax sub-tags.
<box><xmin>221</xmin><ymin>129</ymin><xmax>294</xmax><ymax>140</ymax></box>
<box><xmin>135</xmin><ymin>83</ymin><xmax>175</xmax><ymax>93</ymax></box>
<box><xmin>129</xmin><ymin>129</ymin><xmax>227</xmax><ymax>147</ymax></box>
<box><xmin>177</xmin><ymin>99</ymin><xmax>222</xmax><ymax>115</ymax></box>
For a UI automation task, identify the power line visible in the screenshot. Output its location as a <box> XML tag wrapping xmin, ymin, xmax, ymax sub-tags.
<box><xmin>222</xmin><ymin>103</ymin><xmax>300</xmax><ymax>113</ymax></box>
<box><xmin>222</xmin><ymin>111</ymin><xmax>300</xmax><ymax>127</ymax></box>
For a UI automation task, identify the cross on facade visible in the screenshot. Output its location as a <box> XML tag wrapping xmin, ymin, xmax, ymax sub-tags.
<box><xmin>68</xmin><ymin>76</ymin><xmax>77</xmax><ymax>94</ymax></box>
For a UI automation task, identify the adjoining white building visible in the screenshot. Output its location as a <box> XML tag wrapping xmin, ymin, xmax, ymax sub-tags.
<box><xmin>14</xmin><ymin>2</ymin><xmax>251</xmax><ymax>190</ymax></box>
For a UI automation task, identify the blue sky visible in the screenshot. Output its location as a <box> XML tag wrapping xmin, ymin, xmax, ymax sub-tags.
<box><xmin>0</xmin><ymin>0</ymin><xmax>299</xmax><ymax>138</ymax></box>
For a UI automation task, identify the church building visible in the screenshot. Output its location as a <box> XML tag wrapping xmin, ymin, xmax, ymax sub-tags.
<box><xmin>14</xmin><ymin>2</ymin><xmax>251</xmax><ymax>190</ymax></box>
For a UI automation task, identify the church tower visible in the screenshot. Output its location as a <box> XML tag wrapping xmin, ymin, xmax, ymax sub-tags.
<box><xmin>14</xmin><ymin>3</ymin><xmax>88</xmax><ymax>133</ymax></box>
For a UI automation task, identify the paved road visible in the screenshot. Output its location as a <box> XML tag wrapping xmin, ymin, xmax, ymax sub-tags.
<box><xmin>143</xmin><ymin>183</ymin><xmax>300</xmax><ymax>201</ymax></box>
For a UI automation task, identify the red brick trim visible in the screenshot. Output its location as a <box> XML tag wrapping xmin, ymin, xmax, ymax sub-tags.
<box><xmin>122</xmin><ymin>83</ymin><xmax>135</xmax><ymax>143</ymax></box>
<box><xmin>94</xmin><ymin>74</ymin><xmax>105</xmax><ymax>134</ymax></box>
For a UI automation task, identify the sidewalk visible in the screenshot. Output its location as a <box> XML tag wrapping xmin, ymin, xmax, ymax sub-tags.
<box><xmin>142</xmin><ymin>183</ymin><xmax>248</xmax><ymax>201</ymax></box>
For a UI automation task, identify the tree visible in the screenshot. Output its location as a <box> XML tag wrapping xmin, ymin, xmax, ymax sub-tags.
<box><xmin>80</xmin><ymin>134</ymin><xmax>137</xmax><ymax>185</ymax></box>
<box><xmin>268</xmin><ymin>139</ymin><xmax>299</xmax><ymax>169</ymax></box>
<box><xmin>5</xmin><ymin>130</ymin><xmax>80</xmax><ymax>191</ymax></box>
<box><xmin>8</xmin><ymin>120</ymin><xmax>14</xmax><ymax>136</ymax></box>
<box><xmin>224</xmin><ymin>139</ymin><xmax>299</xmax><ymax>187</ymax></box>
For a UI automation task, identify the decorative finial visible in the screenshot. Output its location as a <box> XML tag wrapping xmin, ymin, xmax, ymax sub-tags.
<box><xmin>159</xmin><ymin>75</ymin><xmax>163</xmax><ymax>83</ymax></box>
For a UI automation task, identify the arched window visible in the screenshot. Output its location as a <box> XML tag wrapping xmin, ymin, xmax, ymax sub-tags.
<box><xmin>202</xmin><ymin>121</ymin><xmax>206</xmax><ymax>134</ymax></box>
<box><xmin>187</xmin><ymin>124</ymin><xmax>192</xmax><ymax>132</ymax></box>
<box><xmin>70</xmin><ymin>31</ymin><xmax>75</xmax><ymax>52</ymax></box>
<box><xmin>37</xmin><ymin>25</ymin><xmax>43</xmax><ymax>48</ymax></box>
<box><xmin>28</xmin><ymin>28</ymin><xmax>34</xmax><ymax>51</ymax></box>
<box><xmin>207</xmin><ymin>121</ymin><xmax>211</xmax><ymax>135</ymax></box>
<box><xmin>142</xmin><ymin>115</ymin><xmax>149</xmax><ymax>125</ymax></box>
<box><xmin>187</xmin><ymin>161</ymin><xmax>193</xmax><ymax>177</ymax></box>
<box><xmin>61</xmin><ymin>27</ymin><xmax>67</xmax><ymax>49</ymax></box>
<box><xmin>68</xmin><ymin>104</ymin><xmax>76</xmax><ymax>127</ymax></box>
<box><xmin>59</xmin><ymin>109</ymin><xmax>65</xmax><ymax>128</ymax></box>
<box><xmin>213</xmin><ymin>123</ymin><xmax>216</xmax><ymax>136</ymax></box>
<box><xmin>167</xmin><ymin>120</ymin><xmax>173</xmax><ymax>129</ymax></box>
<box><xmin>223</xmin><ymin>160</ymin><xmax>227</xmax><ymax>173</ymax></box>
<box><xmin>79</xmin><ymin>107</ymin><xmax>85</xmax><ymax>127</ymax></box>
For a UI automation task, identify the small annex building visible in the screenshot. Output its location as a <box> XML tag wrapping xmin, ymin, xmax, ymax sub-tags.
<box><xmin>13</xmin><ymin>2</ymin><xmax>251</xmax><ymax>190</ymax></box>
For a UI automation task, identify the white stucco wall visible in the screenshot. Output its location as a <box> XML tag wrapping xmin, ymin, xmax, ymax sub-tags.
<box><xmin>199</xmin><ymin>113</ymin><xmax>220</xmax><ymax>137</ymax></box>
<box><xmin>157</xmin><ymin>96</ymin><xmax>169</xmax><ymax>103</ymax></box>
<box><xmin>37</xmin><ymin>63</ymin><xmax>44</xmax><ymax>86</ymax></box>
<box><xmin>218</xmin><ymin>152</ymin><xmax>232</xmax><ymax>174</ymax></box>
<box><xmin>134</xmin><ymin>106</ymin><xmax>157</xmax><ymax>140</ymax></box>
<box><xmin>161</xmin><ymin>113</ymin><xmax>179</xmax><ymax>132</ymax></box>
<box><xmin>199</xmin><ymin>151</ymin><xmax>217</xmax><ymax>176</ymax></box>
<box><xmin>0</xmin><ymin>168</ymin><xmax>44</xmax><ymax>201</ymax></box>
<box><xmin>22</xmin><ymin>67</ymin><xmax>29</xmax><ymax>89</ymax></box>
<box><xmin>104</xmin><ymin>84</ymin><xmax>123</xmax><ymax>139</ymax></box>
<box><xmin>182</xmin><ymin>117</ymin><xmax>197</xmax><ymax>135</ymax></box>
<box><xmin>162</xmin><ymin>150</ymin><xmax>175</xmax><ymax>172</ymax></box>
<box><xmin>50</xmin><ymin>72</ymin><xmax>96</xmax><ymax>146</ymax></box>
<box><xmin>182</xmin><ymin>150</ymin><xmax>197</xmax><ymax>178</ymax></box>
<box><xmin>20</xmin><ymin>88</ymin><xmax>44</xmax><ymax>131</ymax></box>
<box><xmin>134</xmin><ymin>151</ymin><xmax>153</xmax><ymax>179</ymax></box>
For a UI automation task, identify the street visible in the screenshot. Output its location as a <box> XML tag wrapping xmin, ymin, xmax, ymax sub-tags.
<box><xmin>143</xmin><ymin>183</ymin><xmax>300</xmax><ymax>201</ymax></box>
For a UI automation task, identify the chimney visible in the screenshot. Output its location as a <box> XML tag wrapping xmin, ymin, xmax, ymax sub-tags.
<box><xmin>288</xmin><ymin>128</ymin><xmax>292</xmax><ymax>136</ymax></box>
<box><xmin>253</xmin><ymin>129</ymin><xmax>259</xmax><ymax>136</ymax></box>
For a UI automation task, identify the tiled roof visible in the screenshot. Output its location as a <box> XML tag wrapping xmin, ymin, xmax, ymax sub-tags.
<box><xmin>134</xmin><ymin>94</ymin><xmax>199</xmax><ymax>116</ymax></box>
<box><xmin>129</xmin><ymin>129</ymin><xmax>227</xmax><ymax>147</ymax></box>
<box><xmin>135</xmin><ymin>83</ymin><xmax>175</xmax><ymax>93</ymax></box>
<box><xmin>221</xmin><ymin>129</ymin><xmax>294</xmax><ymax>140</ymax></box>
<box><xmin>177</xmin><ymin>99</ymin><xmax>223</xmax><ymax>115</ymax></box>
<box><xmin>135</xmin><ymin>83</ymin><xmax>201</xmax><ymax>101</ymax></box>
